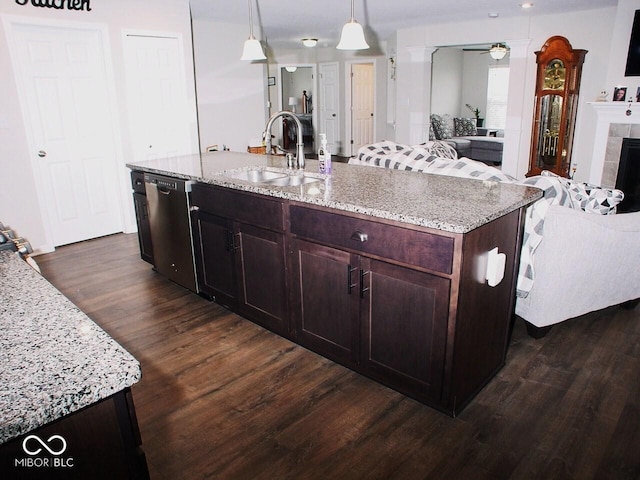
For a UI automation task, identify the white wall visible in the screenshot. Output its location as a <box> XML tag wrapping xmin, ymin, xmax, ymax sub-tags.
<box><xmin>431</xmin><ymin>48</ymin><xmax>463</xmax><ymax>116</ymax></box>
<box><xmin>191</xmin><ymin>20</ymin><xmax>268</xmax><ymax>152</ymax></box>
<box><xmin>0</xmin><ymin>0</ymin><xmax>198</xmax><ymax>252</ymax></box>
<box><xmin>394</xmin><ymin>6</ymin><xmax>620</xmax><ymax>180</ymax></box>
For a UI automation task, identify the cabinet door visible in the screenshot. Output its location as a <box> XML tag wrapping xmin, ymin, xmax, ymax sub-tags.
<box><xmin>237</xmin><ymin>223</ymin><xmax>288</xmax><ymax>335</ymax></box>
<box><xmin>191</xmin><ymin>210</ymin><xmax>238</xmax><ymax>307</ymax></box>
<box><xmin>360</xmin><ymin>258</ymin><xmax>449</xmax><ymax>400</ymax></box>
<box><xmin>132</xmin><ymin>192</ymin><xmax>154</xmax><ymax>264</ymax></box>
<box><xmin>292</xmin><ymin>239</ymin><xmax>359</xmax><ymax>364</ymax></box>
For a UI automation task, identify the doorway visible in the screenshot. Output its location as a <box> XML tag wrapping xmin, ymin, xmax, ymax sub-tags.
<box><xmin>7</xmin><ymin>20</ymin><xmax>124</xmax><ymax>248</ymax></box>
<box><xmin>347</xmin><ymin>61</ymin><xmax>375</xmax><ymax>156</ymax></box>
<box><xmin>319</xmin><ymin>62</ymin><xmax>340</xmax><ymax>156</ymax></box>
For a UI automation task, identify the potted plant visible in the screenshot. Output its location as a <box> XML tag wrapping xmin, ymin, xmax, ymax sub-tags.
<box><xmin>466</xmin><ymin>104</ymin><xmax>484</xmax><ymax>127</ymax></box>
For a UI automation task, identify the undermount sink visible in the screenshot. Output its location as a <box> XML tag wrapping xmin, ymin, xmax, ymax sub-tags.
<box><xmin>265</xmin><ymin>174</ymin><xmax>323</xmax><ymax>187</ymax></box>
<box><xmin>223</xmin><ymin>168</ymin><xmax>324</xmax><ymax>187</ymax></box>
<box><xmin>226</xmin><ymin>168</ymin><xmax>288</xmax><ymax>183</ymax></box>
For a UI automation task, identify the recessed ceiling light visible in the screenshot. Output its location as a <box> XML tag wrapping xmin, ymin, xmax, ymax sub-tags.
<box><xmin>488</xmin><ymin>12</ymin><xmax>499</xmax><ymax>18</ymax></box>
<box><xmin>520</xmin><ymin>2</ymin><xmax>533</xmax><ymax>8</ymax></box>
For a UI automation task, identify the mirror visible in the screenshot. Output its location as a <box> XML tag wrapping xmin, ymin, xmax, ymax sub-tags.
<box><xmin>430</xmin><ymin>43</ymin><xmax>510</xmax><ymax>130</ymax></box>
<box><xmin>280</xmin><ymin>66</ymin><xmax>315</xmax><ymax>151</ymax></box>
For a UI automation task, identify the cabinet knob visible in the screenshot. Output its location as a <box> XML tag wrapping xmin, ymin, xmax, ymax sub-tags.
<box><xmin>350</xmin><ymin>230</ymin><xmax>368</xmax><ymax>242</ymax></box>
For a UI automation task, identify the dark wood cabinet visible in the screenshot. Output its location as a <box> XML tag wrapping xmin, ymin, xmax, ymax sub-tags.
<box><xmin>289</xmin><ymin>202</ymin><xmax>524</xmax><ymax>414</ymax></box>
<box><xmin>130</xmin><ymin>171</ymin><xmax>153</xmax><ymax>264</ymax></box>
<box><xmin>291</xmin><ymin>239</ymin><xmax>360</xmax><ymax>364</ymax></box>
<box><xmin>289</xmin><ymin>204</ymin><xmax>453</xmax><ymax>403</ymax></box>
<box><xmin>191</xmin><ymin>211</ymin><xmax>238</xmax><ymax>307</ymax></box>
<box><xmin>190</xmin><ymin>184</ymin><xmax>289</xmax><ymax>335</ymax></box>
<box><xmin>360</xmin><ymin>258</ymin><xmax>449</xmax><ymax>400</ymax></box>
<box><xmin>181</xmin><ymin>182</ymin><xmax>526</xmax><ymax>415</ymax></box>
<box><xmin>237</xmin><ymin>223</ymin><xmax>288</xmax><ymax>332</ymax></box>
<box><xmin>291</xmin><ymin>236</ymin><xmax>450</xmax><ymax>401</ymax></box>
<box><xmin>0</xmin><ymin>389</ymin><xmax>149</xmax><ymax>480</ymax></box>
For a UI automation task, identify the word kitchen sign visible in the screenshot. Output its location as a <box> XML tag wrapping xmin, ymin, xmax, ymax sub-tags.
<box><xmin>15</xmin><ymin>0</ymin><xmax>92</xmax><ymax>11</ymax></box>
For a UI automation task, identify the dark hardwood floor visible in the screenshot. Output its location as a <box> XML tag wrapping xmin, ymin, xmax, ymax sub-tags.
<box><xmin>35</xmin><ymin>233</ymin><xmax>640</xmax><ymax>480</ymax></box>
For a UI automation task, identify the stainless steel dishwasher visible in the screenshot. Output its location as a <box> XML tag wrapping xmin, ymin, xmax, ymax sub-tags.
<box><xmin>144</xmin><ymin>173</ymin><xmax>198</xmax><ymax>292</ymax></box>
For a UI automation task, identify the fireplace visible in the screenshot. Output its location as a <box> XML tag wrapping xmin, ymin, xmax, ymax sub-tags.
<box><xmin>616</xmin><ymin>138</ymin><xmax>640</xmax><ymax>212</ymax></box>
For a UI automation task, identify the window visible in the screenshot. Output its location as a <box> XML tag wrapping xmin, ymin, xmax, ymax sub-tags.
<box><xmin>485</xmin><ymin>66</ymin><xmax>510</xmax><ymax>130</ymax></box>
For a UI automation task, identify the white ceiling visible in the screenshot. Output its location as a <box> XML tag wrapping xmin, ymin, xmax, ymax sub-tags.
<box><xmin>189</xmin><ymin>0</ymin><xmax>617</xmax><ymax>49</ymax></box>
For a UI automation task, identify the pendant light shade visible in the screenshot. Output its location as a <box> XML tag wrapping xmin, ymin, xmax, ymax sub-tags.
<box><xmin>241</xmin><ymin>0</ymin><xmax>266</xmax><ymax>61</ymax></box>
<box><xmin>336</xmin><ymin>0</ymin><xmax>369</xmax><ymax>50</ymax></box>
<box><xmin>241</xmin><ymin>38</ymin><xmax>266</xmax><ymax>61</ymax></box>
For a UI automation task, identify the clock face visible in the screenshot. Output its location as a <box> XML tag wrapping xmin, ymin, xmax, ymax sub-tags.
<box><xmin>543</xmin><ymin>59</ymin><xmax>566</xmax><ymax>90</ymax></box>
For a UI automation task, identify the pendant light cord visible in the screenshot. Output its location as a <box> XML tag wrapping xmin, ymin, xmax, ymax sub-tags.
<box><xmin>248</xmin><ymin>0</ymin><xmax>255</xmax><ymax>38</ymax></box>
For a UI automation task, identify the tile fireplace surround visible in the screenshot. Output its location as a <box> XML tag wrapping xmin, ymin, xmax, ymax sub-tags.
<box><xmin>590</xmin><ymin>102</ymin><xmax>640</xmax><ymax>188</ymax></box>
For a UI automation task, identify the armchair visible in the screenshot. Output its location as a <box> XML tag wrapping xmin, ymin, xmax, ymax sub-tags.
<box><xmin>515</xmin><ymin>205</ymin><xmax>640</xmax><ymax>337</ymax></box>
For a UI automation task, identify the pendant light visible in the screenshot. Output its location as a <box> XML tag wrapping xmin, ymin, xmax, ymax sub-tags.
<box><xmin>241</xmin><ymin>0</ymin><xmax>266</xmax><ymax>61</ymax></box>
<box><xmin>336</xmin><ymin>0</ymin><xmax>369</xmax><ymax>50</ymax></box>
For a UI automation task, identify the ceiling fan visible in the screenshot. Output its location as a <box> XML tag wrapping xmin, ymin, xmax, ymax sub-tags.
<box><xmin>487</xmin><ymin>43</ymin><xmax>508</xmax><ymax>60</ymax></box>
<box><xmin>462</xmin><ymin>43</ymin><xmax>509</xmax><ymax>60</ymax></box>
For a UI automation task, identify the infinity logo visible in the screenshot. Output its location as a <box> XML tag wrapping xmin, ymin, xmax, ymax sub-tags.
<box><xmin>22</xmin><ymin>435</ymin><xmax>67</xmax><ymax>456</ymax></box>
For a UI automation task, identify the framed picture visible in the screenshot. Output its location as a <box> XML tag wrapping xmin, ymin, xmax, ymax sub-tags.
<box><xmin>268</xmin><ymin>76</ymin><xmax>276</xmax><ymax>86</ymax></box>
<box><xmin>613</xmin><ymin>86</ymin><xmax>628</xmax><ymax>102</ymax></box>
<box><xmin>636</xmin><ymin>86</ymin><xmax>640</xmax><ymax>102</ymax></box>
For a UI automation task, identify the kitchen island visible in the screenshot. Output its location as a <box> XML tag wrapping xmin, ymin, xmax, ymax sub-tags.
<box><xmin>128</xmin><ymin>151</ymin><xmax>541</xmax><ymax>416</ymax></box>
<box><xmin>0</xmin><ymin>251</ymin><xmax>148</xmax><ymax>479</ymax></box>
<box><xmin>128</xmin><ymin>151</ymin><xmax>539</xmax><ymax>233</ymax></box>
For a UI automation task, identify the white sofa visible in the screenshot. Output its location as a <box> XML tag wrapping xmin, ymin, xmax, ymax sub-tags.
<box><xmin>350</xmin><ymin>142</ymin><xmax>640</xmax><ymax>337</ymax></box>
<box><xmin>514</xmin><ymin>204</ymin><xmax>640</xmax><ymax>337</ymax></box>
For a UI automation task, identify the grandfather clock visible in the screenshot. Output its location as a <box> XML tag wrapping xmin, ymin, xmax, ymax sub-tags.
<box><xmin>527</xmin><ymin>36</ymin><xmax>587</xmax><ymax>177</ymax></box>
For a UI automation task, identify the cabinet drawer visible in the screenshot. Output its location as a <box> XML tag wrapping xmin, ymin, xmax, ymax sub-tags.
<box><xmin>191</xmin><ymin>183</ymin><xmax>284</xmax><ymax>232</ymax></box>
<box><xmin>290</xmin><ymin>205</ymin><xmax>454</xmax><ymax>274</ymax></box>
<box><xmin>130</xmin><ymin>170</ymin><xmax>146</xmax><ymax>194</ymax></box>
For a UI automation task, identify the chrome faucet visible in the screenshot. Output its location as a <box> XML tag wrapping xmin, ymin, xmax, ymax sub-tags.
<box><xmin>263</xmin><ymin>111</ymin><xmax>305</xmax><ymax>169</ymax></box>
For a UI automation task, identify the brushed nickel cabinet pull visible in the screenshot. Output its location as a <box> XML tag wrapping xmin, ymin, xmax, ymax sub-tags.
<box><xmin>350</xmin><ymin>230</ymin><xmax>368</xmax><ymax>242</ymax></box>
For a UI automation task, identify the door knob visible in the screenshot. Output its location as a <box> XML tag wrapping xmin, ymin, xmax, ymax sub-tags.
<box><xmin>332</xmin><ymin>113</ymin><xmax>336</xmax><ymax>117</ymax></box>
<box><xmin>37</xmin><ymin>150</ymin><xmax>47</xmax><ymax>158</ymax></box>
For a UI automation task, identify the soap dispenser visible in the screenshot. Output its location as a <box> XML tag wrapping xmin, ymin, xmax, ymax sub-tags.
<box><xmin>318</xmin><ymin>133</ymin><xmax>332</xmax><ymax>174</ymax></box>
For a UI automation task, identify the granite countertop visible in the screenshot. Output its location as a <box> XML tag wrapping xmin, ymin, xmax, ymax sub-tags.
<box><xmin>0</xmin><ymin>251</ymin><xmax>141</xmax><ymax>445</ymax></box>
<box><xmin>127</xmin><ymin>151</ymin><xmax>542</xmax><ymax>234</ymax></box>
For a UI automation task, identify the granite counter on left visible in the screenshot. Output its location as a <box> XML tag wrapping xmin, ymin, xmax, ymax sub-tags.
<box><xmin>0</xmin><ymin>251</ymin><xmax>148</xmax><ymax>479</ymax></box>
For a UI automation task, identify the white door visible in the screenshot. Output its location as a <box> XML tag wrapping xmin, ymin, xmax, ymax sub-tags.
<box><xmin>9</xmin><ymin>23</ymin><xmax>123</xmax><ymax>247</ymax></box>
<box><xmin>123</xmin><ymin>34</ymin><xmax>193</xmax><ymax>162</ymax></box>
<box><xmin>350</xmin><ymin>63</ymin><xmax>374</xmax><ymax>155</ymax></box>
<box><xmin>319</xmin><ymin>62</ymin><xmax>340</xmax><ymax>155</ymax></box>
